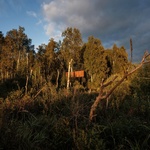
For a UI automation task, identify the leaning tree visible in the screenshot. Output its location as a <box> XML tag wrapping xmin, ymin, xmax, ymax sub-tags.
<box><xmin>89</xmin><ymin>51</ymin><xmax>150</xmax><ymax>122</ymax></box>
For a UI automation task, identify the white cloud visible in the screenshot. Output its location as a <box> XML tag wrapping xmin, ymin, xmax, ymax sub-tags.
<box><xmin>42</xmin><ymin>0</ymin><xmax>94</xmax><ymax>39</ymax></box>
<box><xmin>36</xmin><ymin>19</ymin><xmax>42</xmax><ymax>25</ymax></box>
<box><xmin>27</xmin><ymin>10</ymin><xmax>44</xmax><ymax>26</ymax></box>
<box><xmin>42</xmin><ymin>0</ymin><xmax>150</xmax><ymax>62</ymax></box>
<box><xmin>27</xmin><ymin>11</ymin><xmax>37</xmax><ymax>18</ymax></box>
<box><xmin>44</xmin><ymin>22</ymin><xmax>64</xmax><ymax>40</ymax></box>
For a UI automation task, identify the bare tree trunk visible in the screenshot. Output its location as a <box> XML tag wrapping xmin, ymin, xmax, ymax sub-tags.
<box><xmin>25</xmin><ymin>75</ymin><xmax>29</xmax><ymax>95</ymax></box>
<box><xmin>6</xmin><ymin>71</ymin><xmax>8</xmax><ymax>79</ymax></box>
<box><xmin>67</xmin><ymin>59</ymin><xmax>73</xmax><ymax>90</ymax></box>
<box><xmin>1</xmin><ymin>71</ymin><xmax>3</xmax><ymax>83</ymax></box>
<box><xmin>89</xmin><ymin>52</ymin><xmax>150</xmax><ymax>122</ymax></box>
<box><xmin>0</xmin><ymin>101</ymin><xmax>3</xmax><ymax>129</ymax></box>
<box><xmin>34</xmin><ymin>70</ymin><xmax>37</xmax><ymax>81</ymax></box>
<box><xmin>56</xmin><ymin>69</ymin><xmax>60</xmax><ymax>89</ymax></box>
<box><xmin>32</xmin><ymin>84</ymin><xmax>47</xmax><ymax>100</ymax></box>
<box><xmin>17</xmin><ymin>51</ymin><xmax>20</xmax><ymax>71</ymax></box>
<box><xmin>25</xmin><ymin>53</ymin><xmax>29</xmax><ymax>95</ymax></box>
<box><xmin>89</xmin><ymin>76</ymin><xmax>118</xmax><ymax>121</ymax></box>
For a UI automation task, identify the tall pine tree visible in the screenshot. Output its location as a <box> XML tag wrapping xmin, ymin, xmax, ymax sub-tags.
<box><xmin>84</xmin><ymin>36</ymin><xmax>108</xmax><ymax>89</ymax></box>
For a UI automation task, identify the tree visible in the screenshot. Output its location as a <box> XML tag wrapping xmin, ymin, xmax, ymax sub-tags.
<box><xmin>36</xmin><ymin>38</ymin><xmax>62</xmax><ymax>87</ymax></box>
<box><xmin>131</xmin><ymin>57</ymin><xmax>150</xmax><ymax>96</ymax></box>
<box><xmin>36</xmin><ymin>44</ymin><xmax>46</xmax><ymax>83</ymax></box>
<box><xmin>112</xmin><ymin>44</ymin><xmax>128</xmax><ymax>74</ymax></box>
<box><xmin>89</xmin><ymin>52</ymin><xmax>150</xmax><ymax>122</ymax></box>
<box><xmin>0</xmin><ymin>27</ymin><xmax>32</xmax><ymax>79</ymax></box>
<box><xmin>0</xmin><ymin>32</ymin><xmax>4</xmax><ymax>81</ymax></box>
<box><xmin>104</xmin><ymin>49</ymin><xmax>113</xmax><ymax>77</ymax></box>
<box><xmin>61</xmin><ymin>27</ymin><xmax>83</xmax><ymax>70</ymax></box>
<box><xmin>0</xmin><ymin>31</ymin><xmax>4</xmax><ymax>50</ymax></box>
<box><xmin>44</xmin><ymin>38</ymin><xmax>56</xmax><ymax>81</ymax></box>
<box><xmin>84</xmin><ymin>36</ymin><xmax>108</xmax><ymax>89</ymax></box>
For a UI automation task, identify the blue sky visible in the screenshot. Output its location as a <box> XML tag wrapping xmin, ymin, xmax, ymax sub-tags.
<box><xmin>0</xmin><ymin>0</ymin><xmax>49</xmax><ymax>48</ymax></box>
<box><xmin>1</xmin><ymin>0</ymin><xmax>150</xmax><ymax>62</ymax></box>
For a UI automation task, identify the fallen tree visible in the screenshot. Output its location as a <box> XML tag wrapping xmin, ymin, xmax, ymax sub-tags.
<box><xmin>89</xmin><ymin>51</ymin><xmax>150</xmax><ymax>122</ymax></box>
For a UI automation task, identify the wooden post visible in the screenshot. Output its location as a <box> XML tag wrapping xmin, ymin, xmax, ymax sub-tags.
<box><xmin>130</xmin><ymin>38</ymin><xmax>133</xmax><ymax>63</ymax></box>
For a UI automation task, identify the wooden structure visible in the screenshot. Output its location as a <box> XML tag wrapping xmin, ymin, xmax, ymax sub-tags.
<box><xmin>66</xmin><ymin>70</ymin><xmax>84</xmax><ymax>78</ymax></box>
<box><xmin>66</xmin><ymin>59</ymin><xmax>85</xmax><ymax>90</ymax></box>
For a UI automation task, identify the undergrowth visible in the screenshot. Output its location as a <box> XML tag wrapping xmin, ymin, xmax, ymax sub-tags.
<box><xmin>0</xmin><ymin>88</ymin><xmax>150</xmax><ymax>150</ymax></box>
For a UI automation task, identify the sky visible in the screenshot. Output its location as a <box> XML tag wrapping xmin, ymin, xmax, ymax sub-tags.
<box><xmin>0</xmin><ymin>0</ymin><xmax>150</xmax><ymax>62</ymax></box>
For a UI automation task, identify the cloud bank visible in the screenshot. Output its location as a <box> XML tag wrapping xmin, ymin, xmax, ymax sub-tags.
<box><xmin>42</xmin><ymin>0</ymin><xmax>150</xmax><ymax>62</ymax></box>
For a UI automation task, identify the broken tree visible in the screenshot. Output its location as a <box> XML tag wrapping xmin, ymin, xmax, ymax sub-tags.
<box><xmin>89</xmin><ymin>52</ymin><xmax>150</xmax><ymax>122</ymax></box>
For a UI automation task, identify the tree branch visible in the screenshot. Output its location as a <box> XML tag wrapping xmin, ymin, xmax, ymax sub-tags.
<box><xmin>89</xmin><ymin>52</ymin><xmax>150</xmax><ymax>122</ymax></box>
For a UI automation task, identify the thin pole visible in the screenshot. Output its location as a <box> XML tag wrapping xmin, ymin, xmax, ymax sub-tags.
<box><xmin>130</xmin><ymin>38</ymin><xmax>133</xmax><ymax>63</ymax></box>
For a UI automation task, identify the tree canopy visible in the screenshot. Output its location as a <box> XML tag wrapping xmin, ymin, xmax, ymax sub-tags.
<box><xmin>0</xmin><ymin>26</ymin><xmax>136</xmax><ymax>90</ymax></box>
<box><xmin>61</xmin><ymin>27</ymin><xmax>83</xmax><ymax>70</ymax></box>
<box><xmin>84</xmin><ymin>36</ymin><xmax>110</xmax><ymax>88</ymax></box>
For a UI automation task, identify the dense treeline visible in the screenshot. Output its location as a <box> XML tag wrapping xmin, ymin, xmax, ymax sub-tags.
<box><xmin>0</xmin><ymin>26</ymin><xmax>150</xmax><ymax>149</ymax></box>
<box><xmin>0</xmin><ymin>26</ymin><xmax>129</xmax><ymax>91</ymax></box>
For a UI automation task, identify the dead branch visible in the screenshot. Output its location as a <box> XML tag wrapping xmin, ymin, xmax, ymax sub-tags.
<box><xmin>32</xmin><ymin>83</ymin><xmax>47</xmax><ymax>100</ymax></box>
<box><xmin>89</xmin><ymin>52</ymin><xmax>150</xmax><ymax>122</ymax></box>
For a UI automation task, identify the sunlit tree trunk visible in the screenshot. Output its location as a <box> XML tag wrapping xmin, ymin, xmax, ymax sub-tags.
<box><xmin>67</xmin><ymin>59</ymin><xmax>73</xmax><ymax>90</ymax></box>
<box><xmin>17</xmin><ymin>51</ymin><xmax>20</xmax><ymax>71</ymax></box>
<box><xmin>56</xmin><ymin>69</ymin><xmax>60</xmax><ymax>89</ymax></box>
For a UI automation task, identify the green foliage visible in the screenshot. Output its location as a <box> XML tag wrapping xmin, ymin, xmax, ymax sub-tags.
<box><xmin>42</xmin><ymin>38</ymin><xmax>57</xmax><ymax>81</ymax></box>
<box><xmin>0</xmin><ymin>31</ymin><xmax>4</xmax><ymax>54</ymax></box>
<box><xmin>73</xmin><ymin>80</ymin><xmax>85</xmax><ymax>91</ymax></box>
<box><xmin>36</xmin><ymin>39</ymin><xmax>62</xmax><ymax>87</ymax></box>
<box><xmin>61</xmin><ymin>27</ymin><xmax>83</xmax><ymax>70</ymax></box>
<box><xmin>84</xmin><ymin>36</ymin><xmax>108</xmax><ymax>89</ymax></box>
<box><xmin>0</xmin><ymin>26</ymin><xmax>32</xmax><ymax>79</ymax></box>
<box><xmin>112</xmin><ymin>44</ymin><xmax>129</xmax><ymax>74</ymax></box>
<box><xmin>104</xmin><ymin>74</ymin><xmax>131</xmax><ymax>109</ymax></box>
<box><xmin>131</xmin><ymin>63</ymin><xmax>150</xmax><ymax>95</ymax></box>
<box><xmin>0</xmin><ymin>115</ymin><xmax>73</xmax><ymax>150</ymax></box>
